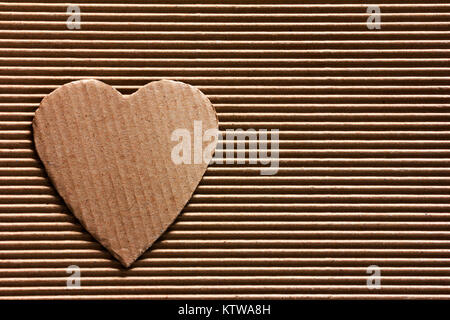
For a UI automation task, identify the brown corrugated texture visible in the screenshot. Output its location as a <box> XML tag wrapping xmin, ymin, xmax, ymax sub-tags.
<box><xmin>0</xmin><ymin>0</ymin><xmax>449</xmax><ymax>299</ymax></box>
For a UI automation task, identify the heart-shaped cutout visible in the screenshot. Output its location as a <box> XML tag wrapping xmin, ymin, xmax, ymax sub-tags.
<box><xmin>33</xmin><ymin>79</ymin><xmax>218</xmax><ymax>267</ymax></box>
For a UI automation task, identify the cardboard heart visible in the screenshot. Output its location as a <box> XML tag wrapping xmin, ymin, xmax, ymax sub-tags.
<box><xmin>33</xmin><ymin>79</ymin><xmax>218</xmax><ymax>267</ymax></box>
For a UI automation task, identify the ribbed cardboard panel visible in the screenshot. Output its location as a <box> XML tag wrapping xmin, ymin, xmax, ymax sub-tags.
<box><xmin>0</xmin><ymin>0</ymin><xmax>449</xmax><ymax>299</ymax></box>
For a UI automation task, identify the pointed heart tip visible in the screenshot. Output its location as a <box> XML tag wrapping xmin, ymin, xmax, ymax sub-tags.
<box><xmin>116</xmin><ymin>253</ymin><xmax>138</xmax><ymax>269</ymax></box>
<box><xmin>120</xmin><ymin>261</ymin><xmax>134</xmax><ymax>269</ymax></box>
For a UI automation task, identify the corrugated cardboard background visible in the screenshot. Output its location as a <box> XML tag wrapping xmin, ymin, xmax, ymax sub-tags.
<box><xmin>0</xmin><ymin>0</ymin><xmax>449</xmax><ymax>299</ymax></box>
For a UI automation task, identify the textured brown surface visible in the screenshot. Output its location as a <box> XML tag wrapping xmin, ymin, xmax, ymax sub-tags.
<box><xmin>33</xmin><ymin>79</ymin><xmax>218</xmax><ymax>267</ymax></box>
<box><xmin>0</xmin><ymin>0</ymin><xmax>450</xmax><ymax>299</ymax></box>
